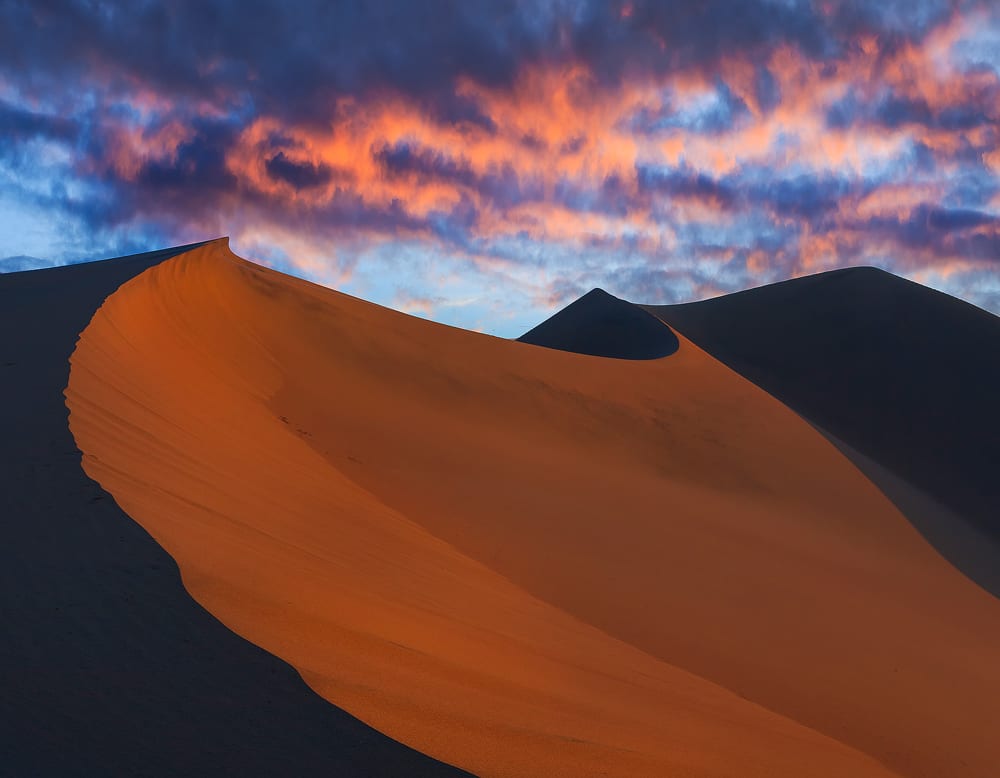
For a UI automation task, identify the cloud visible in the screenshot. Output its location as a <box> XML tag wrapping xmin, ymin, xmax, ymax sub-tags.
<box><xmin>636</xmin><ymin>165</ymin><xmax>738</xmax><ymax>209</ymax></box>
<box><xmin>375</xmin><ymin>143</ymin><xmax>479</xmax><ymax>189</ymax></box>
<box><xmin>0</xmin><ymin>255</ymin><xmax>55</xmax><ymax>273</ymax></box>
<box><xmin>0</xmin><ymin>100</ymin><xmax>77</xmax><ymax>142</ymax></box>
<box><xmin>0</xmin><ymin>0</ymin><xmax>997</xmax><ymax>327</ymax></box>
<box><xmin>265</xmin><ymin>152</ymin><xmax>335</xmax><ymax>189</ymax></box>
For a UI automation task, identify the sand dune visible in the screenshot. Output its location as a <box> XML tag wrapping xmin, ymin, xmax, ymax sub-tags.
<box><xmin>0</xmin><ymin>244</ymin><xmax>464</xmax><ymax>776</ymax></box>
<box><xmin>519</xmin><ymin>287</ymin><xmax>679</xmax><ymax>358</ymax></box>
<box><xmin>66</xmin><ymin>241</ymin><xmax>1000</xmax><ymax>776</ymax></box>
<box><xmin>646</xmin><ymin>268</ymin><xmax>1000</xmax><ymax>560</ymax></box>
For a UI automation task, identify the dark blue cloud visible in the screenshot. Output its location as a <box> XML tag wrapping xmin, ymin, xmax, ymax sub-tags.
<box><xmin>856</xmin><ymin>205</ymin><xmax>1000</xmax><ymax>261</ymax></box>
<box><xmin>827</xmin><ymin>89</ymin><xmax>997</xmax><ymax>132</ymax></box>
<box><xmin>925</xmin><ymin>207</ymin><xmax>997</xmax><ymax>231</ymax></box>
<box><xmin>1</xmin><ymin>0</ymin><xmax>976</xmax><ymax>129</ymax></box>
<box><xmin>635</xmin><ymin>166</ymin><xmax>850</xmax><ymax>222</ymax></box>
<box><xmin>754</xmin><ymin>67</ymin><xmax>782</xmax><ymax>113</ymax></box>
<box><xmin>825</xmin><ymin>93</ymin><xmax>859</xmax><ymax>129</ymax></box>
<box><xmin>425</xmin><ymin>92</ymin><xmax>498</xmax><ymax>133</ymax></box>
<box><xmin>375</xmin><ymin>143</ymin><xmax>479</xmax><ymax>189</ymax></box>
<box><xmin>132</xmin><ymin>120</ymin><xmax>238</xmax><ymax>193</ymax></box>
<box><xmin>374</xmin><ymin>141</ymin><xmax>538</xmax><ymax>210</ymax></box>
<box><xmin>0</xmin><ymin>100</ymin><xmax>77</xmax><ymax>142</ymax></box>
<box><xmin>636</xmin><ymin>165</ymin><xmax>738</xmax><ymax>208</ymax></box>
<box><xmin>753</xmin><ymin>175</ymin><xmax>850</xmax><ymax>220</ymax></box>
<box><xmin>265</xmin><ymin>152</ymin><xmax>335</xmax><ymax>189</ymax></box>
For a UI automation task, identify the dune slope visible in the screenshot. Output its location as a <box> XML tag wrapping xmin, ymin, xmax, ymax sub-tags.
<box><xmin>645</xmin><ymin>268</ymin><xmax>1000</xmax><ymax>548</ymax></box>
<box><xmin>527</xmin><ymin>275</ymin><xmax>1000</xmax><ymax>599</ymax></box>
<box><xmin>68</xmin><ymin>242</ymin><xmax>1000</xmax><ymax>777</ymax></box>
<box><xmin>1</xmin><ymin>243</ymin><xmax>466</xmax><ymax>776</ymax></box>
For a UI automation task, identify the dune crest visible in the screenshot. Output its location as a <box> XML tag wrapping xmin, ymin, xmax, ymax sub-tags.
<box><xmin>68</xmin><ymin>242</ymin><xmax>1000</xmax><ymax>777</ymax></box>
<box><xmin>643</xmin><ymin>268</ymin><xmax>1000</xmax><ymax>598</ymax></box>
<box><xmin>518</xmin><ymin>287</ymin><xmax>679</xmax><ymax>358</ymax></box>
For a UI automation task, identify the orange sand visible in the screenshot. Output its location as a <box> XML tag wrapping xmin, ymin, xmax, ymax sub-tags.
<box><xmin>67</xmin><ymin>240</ymin><xmax>1000</xmax><ymax>776</ymax></box>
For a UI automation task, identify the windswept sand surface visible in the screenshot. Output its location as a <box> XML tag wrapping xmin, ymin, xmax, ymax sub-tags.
<box><xmin>68</xmin><ymin>241</ymin><xmax>1000</xmax><ymax>777</ymax></box>
<box><xmin>1</xmin><ymin>244</ymin><xmax>464</xmax><ymax>777</ymax></box>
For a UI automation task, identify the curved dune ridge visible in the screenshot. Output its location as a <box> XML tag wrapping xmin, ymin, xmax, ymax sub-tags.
<box><xmin>66</xmin><ymin>241</ymin><xmax>1000</xmax><ymax>777</ymax></box>
<box><xmin>2</xmin><ymin>245</ymin><xmax>463</xmax><ymax>777</ymax></box>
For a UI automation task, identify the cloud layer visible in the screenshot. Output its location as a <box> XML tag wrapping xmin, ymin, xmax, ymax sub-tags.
<box><xmin>1</xmin><ymin>0</ymin><xmax>997</xmax><ymax>332</ymax></box>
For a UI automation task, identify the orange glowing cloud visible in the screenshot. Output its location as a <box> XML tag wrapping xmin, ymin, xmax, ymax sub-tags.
<box><xmin>10</xmin><ymin>0</ymin><xmax>989</xmax><ymax>323</ymax></box>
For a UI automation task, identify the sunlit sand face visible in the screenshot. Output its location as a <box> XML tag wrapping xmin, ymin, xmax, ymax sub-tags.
<box><xmin>67</xmin><ymin>241</ymin><xmax>1000</xmax><ymax>777</ymax></box>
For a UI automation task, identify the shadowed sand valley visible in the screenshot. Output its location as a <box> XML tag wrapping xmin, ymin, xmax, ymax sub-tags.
<box><xmin>65</xmin><ymin>241</ymin><xmax>1000</xmax><ymax>777</ymax></box>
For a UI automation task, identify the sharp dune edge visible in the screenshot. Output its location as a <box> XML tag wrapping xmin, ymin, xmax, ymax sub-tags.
<box><xmin>644</xmin><ymin>267</ymin><xmax>1000</xmax><ymax>559</ymax></box>
<box><xmin>1</xmin><ymin>244</ymin><xmax>464</xmax><ymax>777</ymax></box>
<box><xmin>66</xmin><ymin>241</ymin><xmax>1000</xmax><ymax>777</ymax></box>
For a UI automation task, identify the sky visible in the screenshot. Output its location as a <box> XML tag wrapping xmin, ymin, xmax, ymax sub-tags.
<box><xmin>0</xmin><ymin>1</ymin><xmax>997</xmax><ymax>336</ymax></box>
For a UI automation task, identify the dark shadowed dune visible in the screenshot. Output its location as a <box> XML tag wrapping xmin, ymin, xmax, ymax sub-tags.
<box><xmin>518</xmin><ymin>287</ymin><xmax>679</xmax><ymax>359</ymax></box>
<box><xmin>819</xmin><ymin>429</ymin><xmax>1000</xmax><ymax>599</ymax></box>
<box><xmin>644</xmin><ymin>268</ymin><xmax>1000</xmax><ymax>597</ymax></box>
<box><xmin>643</xmin><ymin>268</ymin><xmax>1000</xmax><ymax>540</ymax></box>
<box><xmin>0</xmin><ymin>242</ymin><xmax>466</xmax><ymax>777</ymax></box>
<box><xmin>521</xmin><ymin>268</ymin><xmax>1000</xmax><ymax>599</ymax></box>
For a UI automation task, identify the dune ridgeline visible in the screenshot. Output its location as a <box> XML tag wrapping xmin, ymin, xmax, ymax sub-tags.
<box><xmin>65</xmin><ymin>240</ymin><xmax>1000</xmax><ymax>777</ymax></box>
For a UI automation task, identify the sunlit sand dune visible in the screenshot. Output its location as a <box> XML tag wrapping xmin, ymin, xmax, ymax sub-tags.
<box><xmin>2</xmin><ymin>246</ymin><xmax>462</xmax><ymax>776</ymax></box>
<box><xmin>67</xmin><ymin>240</ymin><xmax>1000</xmax><ymax>777</ymax></box>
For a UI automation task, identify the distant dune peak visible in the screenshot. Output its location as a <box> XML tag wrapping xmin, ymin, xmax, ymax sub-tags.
<box><xmin>518</xmin><ymin>287</ymin><xmax>679</xmax><ymax>359</ymax></box>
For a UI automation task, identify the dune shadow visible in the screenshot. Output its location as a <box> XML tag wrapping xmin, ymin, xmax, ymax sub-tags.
<box><xmin>519</xmin><ymin>288</ymin><xmax>679</xmax><ymax>359</ymax></box>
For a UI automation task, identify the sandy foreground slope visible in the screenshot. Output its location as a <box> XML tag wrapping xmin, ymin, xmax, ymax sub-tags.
<box><xmin>67</xmin><ymin>241</ymin><xmax>1000</xmax><ymax>777</ymax></box>
<box><xmin>1</xmin><ymin>245</ymin><xmax>465</xmax><ymax>777</ymax></box>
